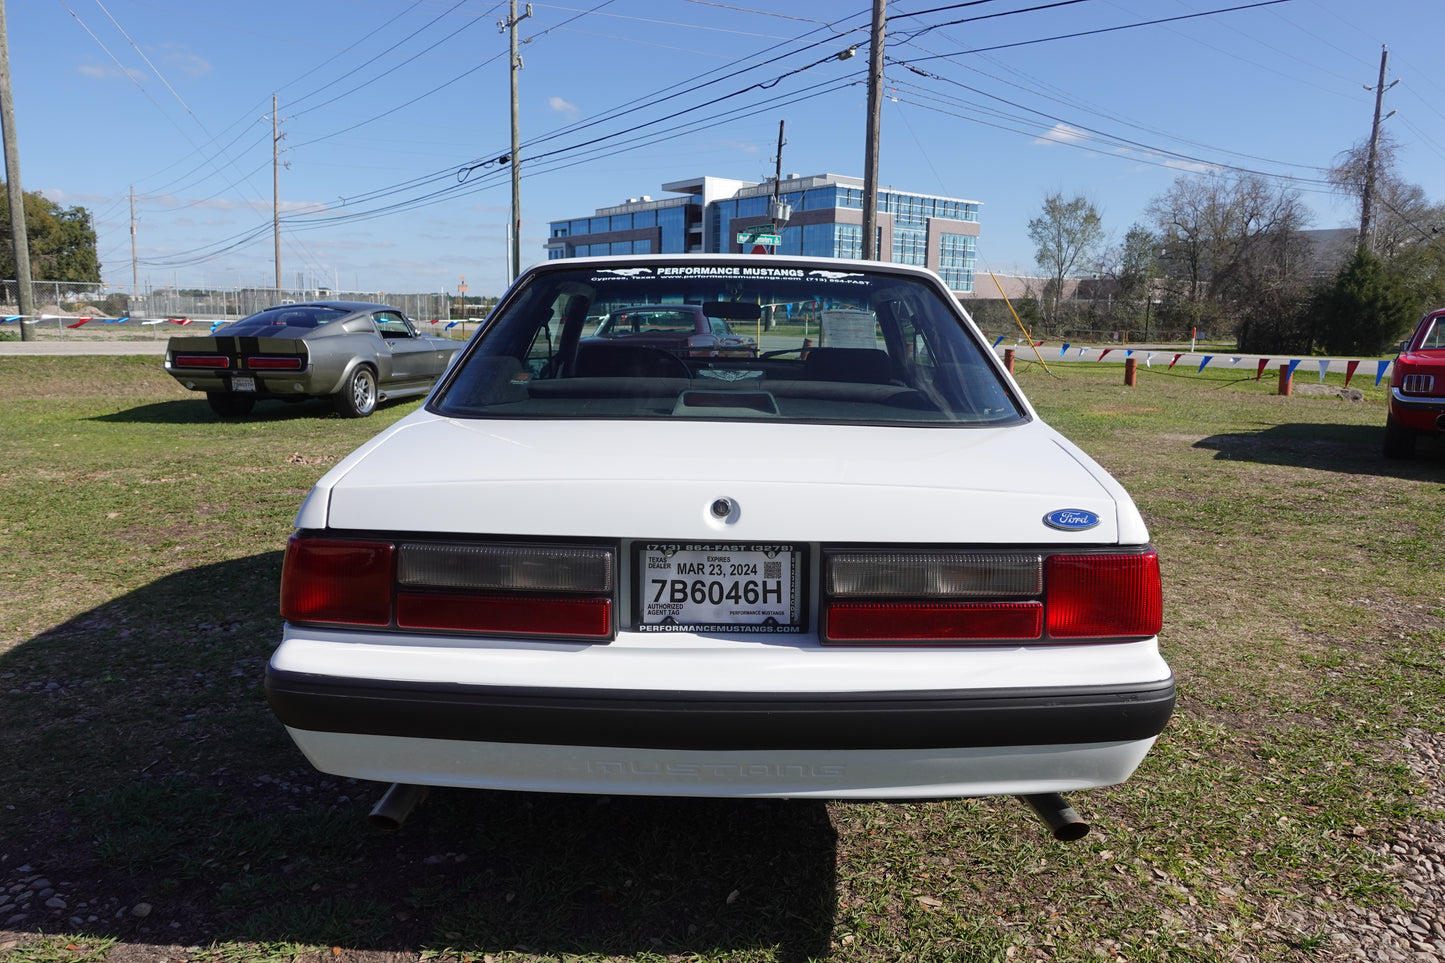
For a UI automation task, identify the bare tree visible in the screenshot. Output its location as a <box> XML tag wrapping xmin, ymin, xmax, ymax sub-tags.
<box><xmin>1329</xmin><ymin>134</ymin><xmax>1441</xmax><ymax>260</ymax></box>
<box><xmin>1147</xmin><ymin>173</ymin><xmax>1311</xmax><ymax>346</ymax></box>
<box><xmin>1027</xmin><ymin>193</ymin><xmax>1103</xmax><ymax>326</ymax></box>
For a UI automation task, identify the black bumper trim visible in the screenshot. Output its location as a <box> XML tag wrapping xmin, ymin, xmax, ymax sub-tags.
<box><xmin>264</xmin><ymin>668</ymin><xmax>1176</xmax><ymax>752</ymax></box>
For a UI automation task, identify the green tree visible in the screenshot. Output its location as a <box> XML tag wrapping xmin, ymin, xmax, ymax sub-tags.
<box><xmin>1111</xmin><ymin>223</ymin><xmax>1160</xmax><ymax>335</ymax></box>
<box><xmin>1027</xmin><ymin>193</ymin><xmax>1103</xmax><ymax>325</ymax></box>
<box><xmin>1309</xmin><ymin>249</ymin><xmax>1418</xmax><ymax>355</ymax></box>
<box><xmin>0</xmin><ymin>187</ymin><xmax>101</xmax><ymax>282</ymax></box>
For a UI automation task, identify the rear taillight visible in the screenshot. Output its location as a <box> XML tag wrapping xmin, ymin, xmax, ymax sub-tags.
<box><xmin>280</xmin><ymin>536</ymin><xmax>394</xmax><ymax>626</ymax></box>
<box><xmin>1401</xmin><ymin>373</ymin><xmax>1435</xmax><ymax>395</ymax></box>
<box><xmin>821</xmin><ymin>548</ymin><xmax>1160</xmax><ymax>645</ymax></box>
<box><xmin>1045</xmin><ymin>552</ymin><xmax>1162</xmax><ymax>639</ymax></box>
<box><xmin>280</xmin><ymin>535</ymin><xmax>614</xmax><ymax>640</ymax></box>
<box><xmin>173</xmin><ymin>354</ymin><xmax>228</xmax><ymax>369</ymax></box>
<box><xmin>247</xmin><ymin>355</ymin><xmax>304</xmax><ymax>370</ymax></box>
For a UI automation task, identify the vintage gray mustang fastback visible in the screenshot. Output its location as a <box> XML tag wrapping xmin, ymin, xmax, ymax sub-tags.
<box><xmin>163</xmin><ymin>300</ymin><xmax>463</xmax><ymax>417</ymax></box>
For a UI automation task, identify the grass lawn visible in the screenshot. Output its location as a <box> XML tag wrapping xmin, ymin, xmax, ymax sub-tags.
<box><xmin>0</xmin><ymin>355</ymin><xmax>1441</xmax><ymax>963</ymax></box>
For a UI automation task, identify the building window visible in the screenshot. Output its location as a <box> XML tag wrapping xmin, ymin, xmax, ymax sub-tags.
<box><xmin>892</xmin><ymin>227</ymin><xmax>927</xmax><ymax>266</ymax></box>
<box><xmin>938</xmin><ymin>232</ymin><xmax>977</xmax><ymax>292</ymax></box>
<box><xmin>658</xmin><ymin>206</ymin><xmax>687</xmax><ymax>254</ymax></box>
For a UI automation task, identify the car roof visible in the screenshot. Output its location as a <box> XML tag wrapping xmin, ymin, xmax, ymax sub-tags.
<box><xmin>519</xmin><ymin>253</ymin><xmax>943</xmax><ymax>282</ymax></box>
<box><xmin>266</xmin><ymin>300</ymin><xmax>400</xmax><ymax>313</ymax></box>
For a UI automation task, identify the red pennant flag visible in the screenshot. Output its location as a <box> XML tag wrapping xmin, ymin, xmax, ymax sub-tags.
<box><xmin>66</xmin><ymin>317</ymin><xmax>92</xmax><ymax>328</ymax></box>
<box><xmin>1097</xmin><ymin>348</ymin><xmax>1113</xmax><ymax>362</ymax></box>
<box><xmin>1344</xmin><ymin>360</ymin><xmax>1360</xmax><ymax>388</ymax></box>
<box><xmin>1256</xmin><ymin>358</ymin><xmax>1270</xmax><ymax>380</ymax></box>
<box><xmin>1169</xmin><ymin>353</ymin><xmax>1183</xmax><ymax>369</ymax></box>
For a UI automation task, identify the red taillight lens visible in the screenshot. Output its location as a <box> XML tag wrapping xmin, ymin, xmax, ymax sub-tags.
<box><xmin>1045</xmin><ymin>551</ymin><xmax>1162</xmax><ymax>639</ymax></box>
<box><xmin>280</xmin><ymin>536</ymin><xmax>394</xmax><ymax>626</ymax></box>
<box><xmin>824</xmin><ymin>601</ymin><xmax>1043</xmax><ymax>644</ymax></box>
<box><xmin>173</xmin><ymin>355</ymin><xmax>228</xmax><ymax>369</ymax></box>
<box><xmin>397</xmin><ymin>592</ymin><xmax>611</xmax><ymax>639</ymax></box>
<box><xmin>247</xmin><ymin>355</ymin><xmax>304</xmax><ymax>370</ymax></box>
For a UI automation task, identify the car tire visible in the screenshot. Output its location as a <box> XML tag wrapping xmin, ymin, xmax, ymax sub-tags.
<box><xmin>206</xmin><ymin>392</ymin><xmax>256</xmax><ymax>417</ymax></box>
<box><xmin>334</xmin><ymin>366</ymin><xmax>378</xmax><ymax>418</ymax></box>
<box><xmin>1383</xmin><ymin>413</ymin><xmax>1416</xmax><ymax>459</ymax></box>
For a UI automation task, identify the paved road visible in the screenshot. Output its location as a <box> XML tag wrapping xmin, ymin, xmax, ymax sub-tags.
<box><xmin>0</xmin><ymin>339</ymin><xmax>169</xmax><ymax>355</ymax></box>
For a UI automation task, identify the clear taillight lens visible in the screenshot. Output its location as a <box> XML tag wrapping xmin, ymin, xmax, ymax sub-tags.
<box><xmin>281</xmin><ymin>536</ymin><xmax>614</xmax><ymax>640</ymax></box>
<box><xmin>397</xmin><ymin>543</ymin><xmax>613</xmax><ymax>593</ymax></box>
<box><xmin>827</xmin><ymin>552</ymin><xmax>1042</xmax><ymax>597</ymax></box>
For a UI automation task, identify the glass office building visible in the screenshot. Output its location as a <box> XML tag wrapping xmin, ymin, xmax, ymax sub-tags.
<box><xmin>545</xmin><ymin>173</ymin><xmax>981</xmax><ymax>293</ymax></box>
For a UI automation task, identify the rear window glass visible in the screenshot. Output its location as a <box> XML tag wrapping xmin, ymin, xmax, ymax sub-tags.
<box><xmin>221</xmin><ymin>305</ymin><xmax>350</xmax><ymax>335</ymax></box>
<box><xmin>431</xmin><ymin>262</ymin><xmax>1026</xmax><ymax>427</ymax></box>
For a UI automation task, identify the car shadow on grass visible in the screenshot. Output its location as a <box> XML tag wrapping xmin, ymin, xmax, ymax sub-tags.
<box><xmin>1194</xmin><ymin>422</ymin><xmax>1443</xmax><ymax>479</ymax></box>
<box><xmin>0</xmin><ymin>553</ymin><xmax>837</xmax><ymax>962</ymax></box>
<box><xmin>90</xmin><ymin>396</ymin><xmax>420</xmax><ymax>425</ymax></box>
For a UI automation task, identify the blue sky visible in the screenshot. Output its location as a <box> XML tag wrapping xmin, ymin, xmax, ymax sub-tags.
<box><xmin>8</xmin><ymin>0</ymin><xmax>1444</xmax><ymax>298</ymax></box>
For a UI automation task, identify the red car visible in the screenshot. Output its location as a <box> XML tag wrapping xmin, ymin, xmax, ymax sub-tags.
<box><xmin>1384</xmin><ymin>307</ymin><xmax>1445</xmax><ymax>458</ymax></box>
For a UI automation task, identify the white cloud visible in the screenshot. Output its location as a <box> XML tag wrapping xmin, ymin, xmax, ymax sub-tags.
<box><xmin>1032</xmin><ymin>123</ymin><xmax>1089</xmax><ymax>147</ymax></box>
<box><xmin>548</xmin><ymin>96</ymin><xmax>579</xmax><ymax>119</ymax></box>
<box><xmin>1162</xmin><ymin>158</ymin><xmax>1223</xmax><ymax>175</ymax></box>
<box><xmin>78</xmin><ymin>63</ymin><xmax>145</xmax><ymax>82</ymax></box>
<box><xmin>162</xmin><ymin>48</ymin><xmax>213</xmax><ymax>80</ymax></box>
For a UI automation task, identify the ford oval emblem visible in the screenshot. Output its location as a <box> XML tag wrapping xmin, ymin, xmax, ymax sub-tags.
<box><xmin>1044</xmin><ymin>509</ymin><xmax>1101</xmax><ymax>532</ymax></box>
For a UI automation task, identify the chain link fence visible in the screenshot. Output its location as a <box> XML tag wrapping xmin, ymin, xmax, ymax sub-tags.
<box><xmin>1</xmin><ymin>281</ymin><xmax>461</xmax><ymax>340</ymax></box>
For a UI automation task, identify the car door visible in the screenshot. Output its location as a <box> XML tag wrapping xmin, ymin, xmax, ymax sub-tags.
<box><xmin>373</xmin><ymin>310</ymin><xmax>439</xmax><ymax>385</ymax></box>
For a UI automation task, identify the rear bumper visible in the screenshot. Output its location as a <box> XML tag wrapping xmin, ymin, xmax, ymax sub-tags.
<box><xmin>264</xmin><ymin>667</ymin><xmax>1175</xmax><ymax>752</ymax></box>
<box><xmin>164</xmin><ymin>368</ymin><xmax>321</xmax><ymax>396</ymax></box>
<box><xmin>1390</xmin><ymin>389</ymin><xmax>1445</xmax><ymax>431</ymax></box>
<box><xmin>275</xmin><ymin>727</ymin><xmax>1165</xmax><ymax>798</ymax></box>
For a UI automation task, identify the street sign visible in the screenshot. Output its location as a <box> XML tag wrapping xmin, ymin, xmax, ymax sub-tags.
<box><xmin>738</xmin><ymin>233</ymin><xmax>781</xmax><ymax>246</ymax></box>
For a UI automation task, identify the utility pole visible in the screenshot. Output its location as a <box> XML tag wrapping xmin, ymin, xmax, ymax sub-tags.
<box><xmin>861</xmin><ymin>0</ymin><xmax>886</xmax><ymax>261</ymax></box>
<box><xmin>0</xmin><ymin>0</ymin><xmax>34</xmax><ymax>340</ymax></box>
<box><xmin>1359</xmin><ymin>45</ymin><xmax>1396</xmax><ymax>255</ymax></box>
<box><xmin>503</xmin><ymin>1</ymin><xmax>532</xmax><ymax>283</ymax></box>
<box><xmin>272</xmin><ymin>93</ymin><xmax>282</xmax><ymax>296</ymax></box>
<box><xmin>769</xmin><ymin>119</ymin><xmax>789</xmax><ymax>253</ymax></box>
<box><xmin>130</xmin><ymin>185</ymin><xmax>138</xmax><ymax>297</ymax></box>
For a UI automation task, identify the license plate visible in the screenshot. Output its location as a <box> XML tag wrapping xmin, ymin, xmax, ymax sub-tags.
<box><xmin>639</xmin><ymin>543</ymin><xmax>803</xmax><ymax>633</ymax></box>
<box><xmin>231</xmin><ymin>376</ymin><xmax>256</xmax><ymax>392</ymax></box>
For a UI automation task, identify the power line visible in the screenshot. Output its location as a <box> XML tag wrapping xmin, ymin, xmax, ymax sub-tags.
<box><xmin>896</xmin><ymin>0</ymin><xmax>1295</xmax><ymax>61</ymax></box>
